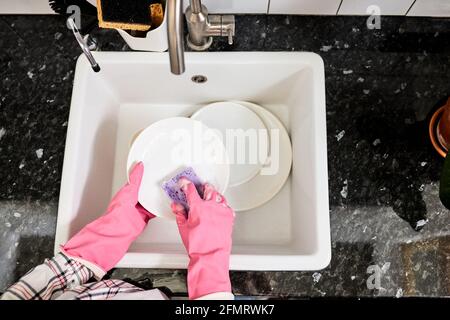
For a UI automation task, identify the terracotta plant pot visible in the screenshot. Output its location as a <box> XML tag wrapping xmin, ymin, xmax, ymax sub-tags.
<box><xmin>429</xmin><ymin>97</ymin><xmax>450</xmax><ymax>158</ymax></box>
<box><xmin>429</xmin><ymin>98</ymin><xmax>450</xmax><ymax>210</ymax></box>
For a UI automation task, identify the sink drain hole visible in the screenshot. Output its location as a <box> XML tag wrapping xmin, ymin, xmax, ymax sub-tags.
<box><xmin>191</xmin><ymin>75</ymin><xmax>208</xmax><ymax>84</ymax></box>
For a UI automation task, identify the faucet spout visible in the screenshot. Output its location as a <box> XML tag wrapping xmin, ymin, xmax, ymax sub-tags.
<box><xmin>190</xmin><ymin>0</ymin><xmax>202</xmax><ymax>13</ymax></box>
<box><xmin>167</xmin><ymin>0</ymin><xmax>185</xmax><ymax>75</ymax></box>
<box><xmin>166</xmin><ymin>0</ymin><xmax>235</xmax><ymax>75</ymax></box>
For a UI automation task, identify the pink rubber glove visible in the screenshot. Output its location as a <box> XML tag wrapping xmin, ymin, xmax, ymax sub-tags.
<box><xmin>61</xmin><ymin>162</ymin><xmax>155</xmax><ymax>278</ymax></box>
<box><xmin>171</xmin><ymin>178</ymin><xmax>235</xmax><ymax>299</ymax></box>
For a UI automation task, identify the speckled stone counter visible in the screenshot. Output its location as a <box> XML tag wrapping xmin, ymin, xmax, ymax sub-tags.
<box><xmin>0</xmin><ymin>15</ymin><xmax>449</xmax><ymax>297</ymax></box>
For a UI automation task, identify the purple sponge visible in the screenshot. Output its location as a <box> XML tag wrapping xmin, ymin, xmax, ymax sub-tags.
<box><xmin>162</xmin><ymin>167</ymin><xmax>204</xmax><ymax>210</ymax></box>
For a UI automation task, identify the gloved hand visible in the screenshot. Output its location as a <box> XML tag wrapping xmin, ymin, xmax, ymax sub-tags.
<box><xmin>171</xmin><ymin>178</ymin><xmax>235</xmax><ymax>299</ymax></box>
<box><xmin>61</xmin><ymin>162</ymin><xmax>155</xmax><ymax>278</ymax></box>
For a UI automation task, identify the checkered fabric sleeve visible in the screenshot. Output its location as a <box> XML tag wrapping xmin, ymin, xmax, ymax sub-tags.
<box><xmin>1</xmin><ymin>253</ymin><xmax>148</xmax><ymax>300</ymax></box>
<box><xmin>1</xmin><ymin>253</ymin><xmax>95</xmax><ymax>300</ymax></box>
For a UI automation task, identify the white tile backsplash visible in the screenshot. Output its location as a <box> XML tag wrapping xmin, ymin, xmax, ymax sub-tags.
<box><xmin>0</xmin><ymin>0</ymin><xmax>54</xmax><ymax>14</ymax></box>
<box><xmin>183</xmin><ymin>0</ymin><xmax>268</xmax><ymax>14</ymax></box>
<box><xmin>2</xmin><ymin>0</ymin><xmax>450</xmax><ymax>19</ymax></box>
<box><xmin>407</xmin><ymin>0</ymin><xmax>450</xmax><ymax>17</ymax></box>
<box><xmin>269</xmin><ymin>0</ymin><xmax>342</xmax><ymax>15</ymax></box>
<box><xmin>338</xmin><ymin>0</ymin><xmax>414</xmax><ymax>15</ymax></box>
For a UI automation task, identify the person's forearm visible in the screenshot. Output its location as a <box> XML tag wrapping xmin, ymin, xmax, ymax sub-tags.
<box><xmin>60</xmin><ymin>162</ymin><xmax>153</xmax><ymax>277</ymax></box>
<box><xmin>188</xmin><ymin>253</ymin><xmax>232</xmax><ymax>299</ymax></box>
<box><xmin>173</xmin><ymin>180</ymin><xmax>235</xmax><ymax>300</ymax></box>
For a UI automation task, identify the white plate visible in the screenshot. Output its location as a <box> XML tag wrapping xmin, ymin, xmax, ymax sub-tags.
<box><xmin>191</xmin><ymin>101</ymin><xmax>269</xmax><ymax>187</ymax></box>
<box><xmin>127</xmin><ymin>117</ymin><xmax>230</xmax><ymax>219</ymax></box>
<box><xmin>225</xmin><ymin>101</ymin><xmax>293</xmax><ymax>211</ymax></box>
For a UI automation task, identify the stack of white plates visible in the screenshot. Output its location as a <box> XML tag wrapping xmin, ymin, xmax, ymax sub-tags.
<box><xmin>127</xmin><ymin>101</ymin><xmax>292</xmax><ymax>218</ymax></box>
<box><xmin>191</xmin><ymin>101</ymin><xmax>292</xmax><ymax>212</ymax></box>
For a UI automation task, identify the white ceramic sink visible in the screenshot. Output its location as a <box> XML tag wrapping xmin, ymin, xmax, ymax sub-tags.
<box><xmin>55</xmin><ymin>52</ymin><xmax>331</xmax><ymax>270</ymax></box>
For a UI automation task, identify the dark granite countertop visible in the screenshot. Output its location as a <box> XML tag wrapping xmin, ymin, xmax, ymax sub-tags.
<box><xmin>1</xmin><ymin>14</ymin><xmax>449</xmax><ymax>297</ymax></box>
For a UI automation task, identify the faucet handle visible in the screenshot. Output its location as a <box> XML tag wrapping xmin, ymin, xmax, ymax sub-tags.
<box><xmin>221</xmin><ymin>15</ymin><xmax>235</xmax><ymax>46</ymax></box>
<box><xmin>67</xmin><ymin>17</ymin><xmax>100</xmax><ymax>72</ymax></box>
<box><xmin>227</xmin><ymin>28</ymin><xmax>233</xmax><ymax>45</ymax></box>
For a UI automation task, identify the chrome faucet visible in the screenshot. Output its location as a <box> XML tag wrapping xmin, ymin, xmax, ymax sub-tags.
<box><xmin>167</xmin><ymin>0</ymin><xmax>235</xmax><ymax>75</ymax></box>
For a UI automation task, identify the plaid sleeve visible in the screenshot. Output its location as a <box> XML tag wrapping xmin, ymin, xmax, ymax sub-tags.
<box><xmin>57</xmin><ymin>279</ymin><xmax>145</xmax><ymax>300</ymax></box>
<box><xmin>1</xmin><ymin>253</ymin><xmax>94</xmax><ymax>300</ymax></box>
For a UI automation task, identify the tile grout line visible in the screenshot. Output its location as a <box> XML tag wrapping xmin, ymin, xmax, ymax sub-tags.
<box><xmin>405</xmin><ymin>0</ymin><xmax>417</xmax><ymax>16</ymax></box>
<box><xmin>266</xmin><ymin>0</ymin><xmax>271</xmax><ymax>14</ymax></box>
<box><xmin>336</xmin><ymin>0</ymin><xmax>344</xmax><ymax>15</ymax></box>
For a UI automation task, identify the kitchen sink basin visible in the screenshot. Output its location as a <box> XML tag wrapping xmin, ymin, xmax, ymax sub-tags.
<box><xmin>55</xmin><ymin>52</ymin><xmax>330</xmax><ymax>270</ymax></box>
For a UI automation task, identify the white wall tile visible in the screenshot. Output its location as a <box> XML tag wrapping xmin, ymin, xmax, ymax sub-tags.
<box><xmin>269</xmin><ymin>0</ymin><xmax>342</xmax><ymax>15</ymax></box>
<box><xmin>183</xmin><ymin>0</ymin><xmax>268</xmax><ymax>14</ymax></box>
<box><xmin>407</xmin><ymin>0</ymin><xmax>450</xmax><ymax>17</ymax></box>
<box><xmin>338</xmin><ymin>0</ymin><xmax>414</xmax><ymax>15</ymax></box>
<box><xmin>0</xmin><ymin>0</ymin><xmax>54</xmax><ymax>14</ymax></box>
